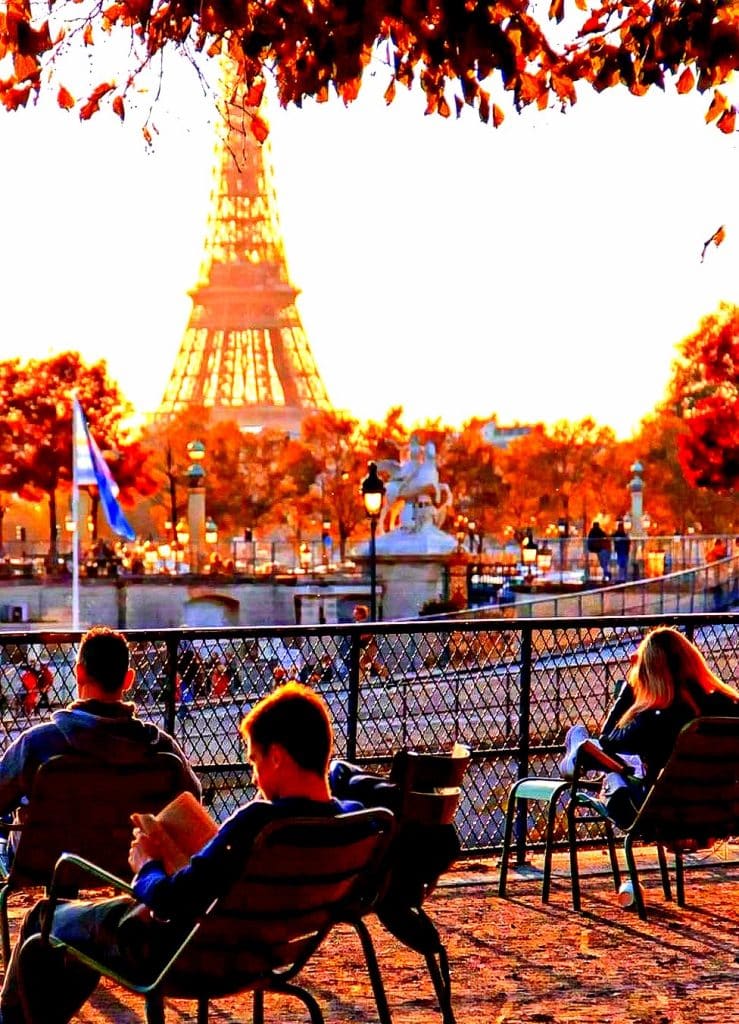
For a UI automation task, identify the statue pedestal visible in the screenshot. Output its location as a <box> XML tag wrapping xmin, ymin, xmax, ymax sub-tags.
<box><xmin>355</xmin><ymin>522</ymin><xmax>457</xmax><ymax>620</ymax></box>
<box><xmin>353</xmin><ymin>553</ymin><xmax>450</xmax><ymax>621</ymax></box>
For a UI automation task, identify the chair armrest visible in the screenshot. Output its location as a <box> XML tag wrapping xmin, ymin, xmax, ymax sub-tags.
<box><xmin>41</xmin><ymin>853</ymin><xmax>134</xmax><ymax>943</ymax></box>
<box><xmin>574</xmin><ymin>740</ymin><xmax>631</xmax><ymax>778</ymax></box>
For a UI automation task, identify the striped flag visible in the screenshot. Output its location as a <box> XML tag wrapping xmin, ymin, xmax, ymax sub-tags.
<box><xmin>72</xmin><ymin>397</ymin><xmax>136</xmax><ymax>541</ymax></box>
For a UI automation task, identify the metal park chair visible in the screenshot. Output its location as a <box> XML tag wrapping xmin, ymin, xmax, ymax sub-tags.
<box><xmin>498</xmin><ymin>743</ymin><xmax>620</xmax><ymax>904</ymax></box>
<box><xmin>373</xmin><ymin>745</ymin><xmax>471</xmax><ymax>1024</ymax></box>
<box><xmin>567</xmin><ymin>716</ymin><xmax>739</xmax><ymax>919</ymax></box>
<box><xmin>21</xmin><ymin>808</ymin><xmax>395</xmax><ymax>1024</ymax></box>
<box><xmin>0</xmin><ymin>751</ymin><xmax>196</xmax><ymax>965</ymax></box>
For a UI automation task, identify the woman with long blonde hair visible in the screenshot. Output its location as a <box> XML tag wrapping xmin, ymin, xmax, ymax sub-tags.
<box><xmin>561</xmin><ymin>627</ymin><xmax>739</xmax><ymax>828</ymax></box>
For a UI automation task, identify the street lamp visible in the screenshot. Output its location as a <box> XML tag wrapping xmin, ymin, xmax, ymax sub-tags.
<box><xmin>537</xmin><ymin>546</ymin><xmax>553</xmax><ymax>574</ymax></box>
<box><xmin>521</xmin><ymin>531</ymin><xmax>538</xmax><ymax>584</ymax></box>
<box><xmin>205</xmin><ymin>518</ymin><xmax>218</xmax><ymax>545</ymax></box>
<box><xmin>361</xmin><ymin>462</ymin><xmax>385</xmax><ymax>621</ymax></box>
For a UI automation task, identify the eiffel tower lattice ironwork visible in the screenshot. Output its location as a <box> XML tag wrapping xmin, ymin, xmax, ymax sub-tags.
<box><xmin>160</xmin><ymin>94</ymin><xmax>331</xmax><ymax>435</ymax></box>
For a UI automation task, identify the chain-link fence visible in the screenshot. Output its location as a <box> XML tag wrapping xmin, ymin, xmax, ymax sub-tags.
<box><xmin>1</xmin><ymin>613</ymin><xmax>737</xmax><ymax>855</ymax></box>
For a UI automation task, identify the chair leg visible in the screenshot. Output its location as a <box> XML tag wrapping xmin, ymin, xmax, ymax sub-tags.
<box><xmin>196</xmin><ymin>996</ymin><xmax>209</xmax><ymax>1024</ymax></box>
<box><xmin>497</xmin><ymin>793</ymin><xmax>517</xmax><ymax>897</ymax></box>
<box><xmin>424</xmin><ymin>943</ymin><xmax>456</xmax><ymax>1024</ymax></box>
<box><xmin>351</xmin><ymin>918</ymin><xmax>394</xmax><ymax>1024</ymax></box>
<box><xmin>603</xmin><ymin>819</ymin><xmax>622</xmax><ymax>891</ymax></box>
<box><xmin>624</xmin><ymin>834</ymin><xmax>647</xmax><ymax>920</ymax></box>
<box><xmin>540</xmin><ymin>793</ymin><xmax>559</xmax><ymax>903</ymax></box>
<box><xmin>0</xmin><ymin>883</ymin><xmax>11</xmax><ymax>967</ymax></box>
<box><xmin>566</xmin><ymin>800</ymin><xmax>582</xmax><ymax>911</ymax></box>
<box><xmin>253</xmin><ymin>990</ymin><xmax>265</xmax><ymax>1024</ymax></box>
<box><xmin>657</xmin><ymin>845</ymin><xmax>672</xmax><ymax>901</ymax></box>
<box><xmin>144</xmin><ymin>995</ymin><xmax>166</xmax><ymax>1024</ymax></box>
<box><xmin>274</xmin><ymin>982</ymin><xmax>325</xmax><ymax>1024</ymax></box>
<box><xmin>674</xmin><ymin>850</ymin><xmax>685</xmax><ymax>906</ymax></box>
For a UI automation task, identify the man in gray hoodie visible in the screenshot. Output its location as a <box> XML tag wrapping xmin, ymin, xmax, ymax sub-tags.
<box><xmin>0</xmin><ymin>625</ymin><xmax>200</xmax><ymax>858</ymax></box>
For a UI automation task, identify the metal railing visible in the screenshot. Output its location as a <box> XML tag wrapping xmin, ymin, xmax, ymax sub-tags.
<box><xmin>2</xmin><ymin>612</ymin><xmax>738</xmax><ymax>857</ymax></box>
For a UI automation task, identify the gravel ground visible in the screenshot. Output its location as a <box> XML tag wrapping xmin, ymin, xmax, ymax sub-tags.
<box><xmin>4</xmin><ymin>851</ymin><xmax>739</xmax><ymax>1023</ymax></box>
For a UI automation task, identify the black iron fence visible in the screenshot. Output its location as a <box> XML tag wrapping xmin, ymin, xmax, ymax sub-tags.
<box><xmin>1</xmin><ymin>613</ymin><xmax>737</xmax><ymax>856</ymax></box>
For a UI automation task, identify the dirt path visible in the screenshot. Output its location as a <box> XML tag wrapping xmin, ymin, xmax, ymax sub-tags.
<box><xmin>5</xmin><ymin>858</ymin><xmax>739</xmax><ymax>1023</ymax></box>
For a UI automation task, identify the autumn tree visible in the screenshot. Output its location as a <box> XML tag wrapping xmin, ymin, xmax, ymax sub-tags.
<box><xmin>440</xmin><ymin>417</ymin><xmax>508</xmax><ymax>539</ymax></box>
<box><xmin>3</xmin><ymin>0</ymin><xmax>739</xmax><ymax>139</ymax></box>
<box><xmin>499</xmin><ymin>418</ymin><xmax>625</xmax><ymax>538</ymax></box>
<box><xmin>297</xmin><ymin>410</ymin><xmax>372</xmax><ymax>561</ymax></box>
<box><xmin>666</xmin><ymin>303</ymin><xmax>739</xmax><ymax>493</ymax></box>
<box><xmin>632</xmin><ymin>408</ymin><xmax>735</xmax><ymax>534</ymax></box>
<box><xmin>0</xmin><ymin>352</ymin><xmax>141</xmax><ymax>566</ymax></box>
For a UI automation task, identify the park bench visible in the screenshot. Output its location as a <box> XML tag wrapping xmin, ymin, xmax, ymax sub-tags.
<box><xmin>21</xmin><ymin>808</ymin><xmax>395</xmax><ymax>1024</ymax></box>
<box><xmin>0</xmin><ymin>751</ymin><xmax>196</xmax><ymax>965</ymax></box>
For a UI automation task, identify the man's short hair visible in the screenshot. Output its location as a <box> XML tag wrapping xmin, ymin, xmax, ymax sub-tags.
<box><xmin>77</xmin><ymin>626</ymin><xmax>130</xmax><ymax>694</ymax></box>
<box><xmin>240</xmin><ymin>682</ymin><xmax>333</xmax><ymax>776</ymax></box>
<box><xmin>353</xmin><ymin>604</ymin><xmax>370</xmax><ymax>621</ymax></box>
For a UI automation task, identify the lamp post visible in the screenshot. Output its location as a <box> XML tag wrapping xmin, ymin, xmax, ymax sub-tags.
<box><xmin>186</xmin><ymin>440</ymin><xmax>206</xmax><ymax>573</ymax></box>
<box><xmin>175</xmin><ymin>518</ymin><xmax>190</xmax><ymax>573</ymax></box>
<box><xmin>361</xmin><ymin>462</ymin><xmax>386</xmax><ymax>621</ymax></box>
<box><xmin>557</xmin><ymin>517</ymin><xmax>569</xmax><ymax>584</ymax></box>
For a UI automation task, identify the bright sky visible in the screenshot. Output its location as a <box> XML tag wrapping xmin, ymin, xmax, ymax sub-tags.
<box><xmin>1</xmin><ymin>52</ymin><xmax>738</xmax><ymax>439</ymax></box>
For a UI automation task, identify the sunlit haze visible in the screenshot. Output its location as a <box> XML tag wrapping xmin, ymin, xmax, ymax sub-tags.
<box><xmin>1</xmin><ymin>57</ymin><xmax>738</xmax><ymax>439</ymax></box>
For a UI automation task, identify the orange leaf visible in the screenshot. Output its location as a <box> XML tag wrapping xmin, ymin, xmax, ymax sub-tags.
<box><xmin>676</xmin><ymin>67</ymin><xmax>694</xmax><ymax>94</ymax></box>
<box><xmin>438</xmin><ymin>94</ymin><xmax>450</xmax><ymax>118</ymax></box>
<box><xmin>478</xmin><ymin>89</ymin><xmax>490</xmax><ymax>123</ymax></box>
<box><xmin>492</xmin><ymin>103</ymin><xmax>505</xmax><ymax>127</ymax></box>
<box><xmin>705</xmin><ymin>90</ymin><xmax>726</xmax><ymax>124</ymax></box>
<box><xmin>57</xmin><ymin>84</ymin><xmax>75</xmax><ymax>109</ymax></box>
<box><xmin>142</xmin><ymin>125</ymin><xmax>152</xmax><ymax>145</ymax></box>
<box><xmin>250</xmin><ymin>114</ymin><xmax>269</xmax><ymax>143</ymax></box>
<box><xmin>384</xmin><ymin>78</ymin><xmax>396</xmax><ymax>105</ymax></box>
<box><xmin>717</xmin><ymin>107</ymin><xmax>735</xmax><ymax>134</ymax></box>
<box><xmin>112</xmin><ymin>94</ymin><xmax>125</xmax><ymax>120</ymax></box>
<box><xmin>245</xmin><ymin>79</ymin><xmax>265</xmax><ymax>107</ymax></box>
<box><xmin>83</xmin><ymin>23</ymin><xmax>93</xmax><ymax>44</ymax></box>
<box><xmin>79</xmin><ymin>81</ymin><xmax>114</xmax><ymax>120</ymax></box>
<box><xmin>548</xmin><ymin>0</ymin><xmax>564</xmax><ymax>23</ymax></box>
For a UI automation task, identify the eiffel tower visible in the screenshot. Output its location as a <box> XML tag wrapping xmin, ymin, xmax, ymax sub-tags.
<box><xmin>159</xmin><ymin>89</ymin><xmax>331</xmax><ymax>435</ymax></box>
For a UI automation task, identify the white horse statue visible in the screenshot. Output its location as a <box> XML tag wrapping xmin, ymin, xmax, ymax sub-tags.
<box><xmin>377</xmin><ymin>438</ymin><xmax>452</xmax><ymax>533</ymax></box>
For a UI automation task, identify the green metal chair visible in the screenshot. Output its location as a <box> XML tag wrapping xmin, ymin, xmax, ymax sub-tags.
<box><xmin>566</xmin><ymin>717</ymin><xmax>739</xmax><ymax>919</ymax></box>
<box><xmin>21</xmin><ymin>808</ymin><xmax>395</xmax><ymax>1024</ymax></box>
<box><xmin>0</xmin><ymin>751</ymin><xmax>196</xmax><ymax>966</ymax></box>
<box><xmin>498</xmin><ymin>742</ymin><xmax>621</xmax><ymax>903</ymax></box>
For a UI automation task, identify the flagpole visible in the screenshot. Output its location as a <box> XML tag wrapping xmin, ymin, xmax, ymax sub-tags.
<box><xmin>72</xmin><ymin>397</ymin><xmax>80</xmax><ymax>632</ymax></box>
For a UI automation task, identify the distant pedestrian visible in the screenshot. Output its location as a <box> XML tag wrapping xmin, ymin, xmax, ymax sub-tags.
<box><xmin>19</xmin><ymin>662</ymin><xmax>39</xmax><ymax>715</ymax></box>
<box><xmin>613</xmin><ymin>520</ymin><xmax>631</xmax><ymax>582</ymax></box>
<box><xmin>587</xmin><ymin>520</ymin><xmax>611</xmax><ymax>581</ymax></box>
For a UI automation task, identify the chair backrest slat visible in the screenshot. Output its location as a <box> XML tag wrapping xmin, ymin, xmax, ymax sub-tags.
<box><xmin>632</xmin><ymin>717</ymin><xmax>739</xmax><ymax>846</ymax></box>
<box><xmin>10</xmin><ymin>753</ymin><xmax>194</xmax><ymax>886</ymax></box>
<box><xmin>169</xmin><ymin>809</ymin><xmax>394</xmax><ymax>996</ymax></box>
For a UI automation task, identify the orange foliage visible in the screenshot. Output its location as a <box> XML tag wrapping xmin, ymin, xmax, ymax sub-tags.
<box><xmin>1</xmin><ymin>0</ymin><xmax>739</xmax><ymax>133</ymax></box>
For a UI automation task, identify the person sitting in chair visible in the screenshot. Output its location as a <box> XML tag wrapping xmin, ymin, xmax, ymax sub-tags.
<box><xmin>0</xmin><ymin>682</ymin><xmax>362</xmax><ymax>1024</ymax></box>
<box><xmin>0</xmin><ymin>626</ymin><xmax>200</xmax><ymax>866</ymax></box>
<box><xmin>560</xmin><ymin>626</ymin><xmax>739</xmax><ymax>827</ymax></box>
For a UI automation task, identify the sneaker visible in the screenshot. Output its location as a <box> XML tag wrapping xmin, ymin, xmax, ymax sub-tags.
<box><xmin>558</xmin><ymin>724</ymin><xmax>591</xmax><ymax>779</ymax></box>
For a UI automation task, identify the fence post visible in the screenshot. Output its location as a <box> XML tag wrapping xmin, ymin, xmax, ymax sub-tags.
<box><xmin>515</xmin><ymin>624</ymin><xmax>533</xmax><ymax>865</ymax></box>
<box><xmin>164</xmin><ymin>634</ymin><xmax>178</xmax><ymax>738</ymax></box>
<box><xmin>346</xmin><ymin>633</ymin><xmax>361</xmax><ymax>763</ymax></box>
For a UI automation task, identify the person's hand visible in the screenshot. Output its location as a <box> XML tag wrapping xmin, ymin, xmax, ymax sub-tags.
<box><xmin>129</xmin><ymin>826</ymin><xmax>161</xmax><ymax>874</ymax></box>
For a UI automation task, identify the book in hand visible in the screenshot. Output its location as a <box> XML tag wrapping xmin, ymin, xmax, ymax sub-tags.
<box><xmin>131</xmin><ymin>791</ymin><xmax>219</xmax><ymax>875</ymax></box>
